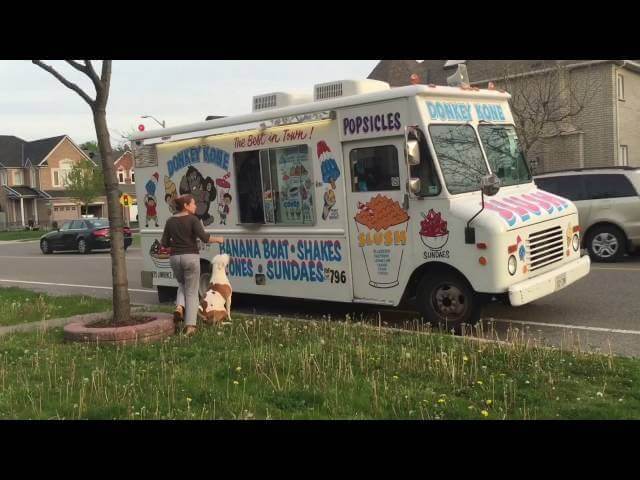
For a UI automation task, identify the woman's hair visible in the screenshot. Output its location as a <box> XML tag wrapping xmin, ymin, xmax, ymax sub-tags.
<box><xmin>174</xmin><ymin>194</ymin><xmax>194</xmax><ymax>212</ymax></box>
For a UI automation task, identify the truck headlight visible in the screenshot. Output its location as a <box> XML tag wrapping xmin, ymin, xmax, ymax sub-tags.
<box><xmin>572</xmin><ymin>234</ymin><xmax>580</xmax><ymax>252</ymax></box>
<box><xmin>508</xmin><ymin>255</ymin><xmax>517</xmax><ymax>276</ymax></box>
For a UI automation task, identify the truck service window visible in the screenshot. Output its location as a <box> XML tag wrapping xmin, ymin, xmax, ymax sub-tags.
<box><xmin>478</xmin><ymin>125</ymin><xmax>531</xmax><ymax>187</ymax></box>
<box><xmin>234</xmin><ymin>151</ymin><xmax>265</xmax><ymax>223</ymax></box>
<box><xmin>349</xmin><ymin>145</ymin><xmax>400</xmax><ymax>192</ymax></box>
<box><xmin>235</xmin><ymin>145</ymin><xmax>314</xmax><ymax>225</ymax></box>
<box><xmin>428</xmin><ymin>124</ymin><xmax>488</xmax><ymax>195</ymax></box>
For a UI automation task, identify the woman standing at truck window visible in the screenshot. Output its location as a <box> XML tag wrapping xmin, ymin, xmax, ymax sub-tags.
<box><xmin>160</xmin><ymin>194</ymin><xmax>224</xmax><ymax>337</ymax></box>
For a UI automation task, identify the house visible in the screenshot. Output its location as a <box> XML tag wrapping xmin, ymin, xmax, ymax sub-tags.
<box><xmin>89</xmin><ymin>147</ymin><xmax>138</xmax><ymax>223</ymax></box>
<box><xmin>368</xmin><ymin>60</ymin><xmax>640</xmax><ymax>173</ymax></box>
<box><xmin>0</xmin><ymin>134</ymin><xmax>103</xmax><ymax>228</ymax></box>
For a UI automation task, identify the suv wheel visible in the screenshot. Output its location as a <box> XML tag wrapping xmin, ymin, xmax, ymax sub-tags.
<box><xmin>40</xmin><ymin>239</ymin><xmax>53</xmax><ymax>254</ymax></box>
<box><xmin>587</xmin><ymin>225</ymin><xmax>625</xmax><ymax>262</ymax></box>
<box><xmin>77</xmin><ymin>238</ymin><xmax>91</xmax><ymax>254</ymax></box>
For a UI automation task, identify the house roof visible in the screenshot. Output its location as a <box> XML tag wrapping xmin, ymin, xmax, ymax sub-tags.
<box><xmin>0</xmin><ymin>135</ymin><xmax>25</xmax><ymax>168</ymax></box>
<box><xmin>24</xmin><ymin>135</ymin><xmax>66</xmax><ymax>165</ymax></box>
<box><xmin>0</xmin><ymin>134</ymin><xmax>71</xmax><ymax>168</ymax></box>
<box><xmin>2</xmin><ymin>185</ymin><xmax>51</xmax><ymax>199</ymax></box>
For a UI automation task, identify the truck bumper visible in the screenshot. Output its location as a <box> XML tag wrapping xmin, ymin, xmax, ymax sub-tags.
<box><xmin>508</xmin><ymin>255</ymin><xmax>591</xmax><ymax>307</ymax></box>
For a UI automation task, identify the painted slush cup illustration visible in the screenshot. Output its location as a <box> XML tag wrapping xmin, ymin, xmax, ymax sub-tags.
<box><xmin>317</xmin><ymin>141</ymin><xmax>341</xmax><ymax>220</ymax></box>
<box><xmin>144</xmin><ymin>172</ymin><xmax>160</xmax><ymax>227</ymax></box>
<box><xmin>355</xmin><ymin>195</ymin><xmax>409</xmax><ymax>288</ymax></box>
<box><xmin>179</xmin><ymin>165</ymin><xmax>217</xmax><ymax>226</ymax></box>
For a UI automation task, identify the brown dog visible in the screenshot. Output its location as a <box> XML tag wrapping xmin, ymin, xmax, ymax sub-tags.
<box><xmin>198</xmin><ymin>289</ymin><xmax>228</xmax><ymax>325</ymax></box>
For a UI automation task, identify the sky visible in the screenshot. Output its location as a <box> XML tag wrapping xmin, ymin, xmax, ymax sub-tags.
<box><xmin>0</xmin><ymin>60</ymin><xmax>379</xmax><ymax>145</ymax></box>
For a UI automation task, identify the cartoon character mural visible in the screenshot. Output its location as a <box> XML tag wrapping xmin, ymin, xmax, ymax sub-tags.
<box><xmin>164</xmin><ymin>175</ymin><xmax>178</xmax><ymax>214</ymax></box>
<box><xmin>144</xmin><ymin>172</ymin><xmax>160</xmax><ymax>227</ymax></box>
<box><xmin>216</xmin><ymin>173</ymin><xmax>232</xmax><ymax>225</ymax></box>
<box><xmin>178</xmin><ymin>166</ymin><xmax>217</xmax><ymax>226</ymax></box>
<box><xmin>317</xmin><ymin>141</ymin><xmax>341</xmax><ymax>220</ymax></box>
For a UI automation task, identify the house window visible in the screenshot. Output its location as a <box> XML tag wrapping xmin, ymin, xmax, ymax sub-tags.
<box><xmin>620</xmin><ymin>145</ymin><xmax>629</xmax><ymax>166</ymax></box>
<box><xmin>54</xmin><ymin>207</ymin><xmax>59</xmax><ymax>212</ymax></box>
<box><xmin>118</xmin><ymin>169</ymin><xmax>125</xmax><ymax>184</ymax></box>
<box><xmin>13</xmin><ymin>170</ymin><xmax>24</xmax><ymax>185</ymax></box>
<box><xmin>0</xmin><ymin>171</ymin><xmax>6</xmax><ymax>186</ymax></box>
<box><xmin>618</xmin><ymin>74</ymin><xmax>625</xmax><ymax>101</ymax></box>
<box><xmin>30</xmin><ymin>168</ymin><xmax>37</xmax><ymax>188</ymax></box>
<box><xmin>52</xmin><ymin>160</ymin><xmax>74</xmax><ymax>187</ymax></box>
<box><xmin>130</xmin><ymin>170</ymin><xmax>135</xmax><ymax>183</ymax></box>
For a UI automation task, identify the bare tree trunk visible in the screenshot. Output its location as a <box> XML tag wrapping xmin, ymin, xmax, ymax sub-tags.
<box><xmin>93</xmin><ymin>108</ymin><xmax>131</xmax><ymax>323</ymax></box>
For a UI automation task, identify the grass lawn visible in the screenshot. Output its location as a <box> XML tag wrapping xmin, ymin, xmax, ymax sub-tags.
<box><xmin>0</xmin><ymin>287</ymin><xmax>112</xmax><ymax>327</ymax></box>
<box><xmin>0</xmin><ymin>312</ymin><xmax>638</xmax><ymax>419</ymax></box>
<box><xmin>0</xmin><ymin>230</ymin><xmax>47</xmax><ymax>242</ymax></box>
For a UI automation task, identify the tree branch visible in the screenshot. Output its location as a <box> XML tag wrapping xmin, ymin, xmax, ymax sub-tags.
<box><xmin>65</xmin><ymin>60</ymin><xmax>88</xmax><ymax>73</ymax></box>
<box><xmin>99</xmin><ymin>61</ymin><xmax>112</xmax><ymax>107</ymax></box>
<box><xmin>32</xmin><ymin>60</ymin><xmax>95</xmax><ymax>107</ymax></box>
<box><xmin>83</xmin><ymin>60</ymin><xmax>102</xmax><ymax>89</ymax></box>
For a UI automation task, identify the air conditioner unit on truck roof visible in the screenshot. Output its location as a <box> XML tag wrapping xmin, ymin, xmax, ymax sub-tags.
<box><xmin>314</xmin><ymin>79</ymin><xmax>390</xmax><ymax>101</ymax></box>
<box><xmin>252</xmin><ymin>92</ymin><xmax>313</xmax><ymax>112</ymax></box>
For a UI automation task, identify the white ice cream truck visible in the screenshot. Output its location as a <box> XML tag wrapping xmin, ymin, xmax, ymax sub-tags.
<box><xmin>131</xmin><ymin>77</ymin><xmax>590</xmax><ymax>330</ymax></box>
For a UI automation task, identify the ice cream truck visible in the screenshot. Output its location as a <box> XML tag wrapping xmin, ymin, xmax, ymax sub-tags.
<box><xmin>131</xmin><ymin>78</ymin><xmax>590</xmax><ymax>330</ymax></box>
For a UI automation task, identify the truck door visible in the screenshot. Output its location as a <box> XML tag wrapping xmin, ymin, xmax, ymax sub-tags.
<box><xmin>343</xmin><ymin>137</ymin><xmax>409</xmax><ymax>303</ymax></box>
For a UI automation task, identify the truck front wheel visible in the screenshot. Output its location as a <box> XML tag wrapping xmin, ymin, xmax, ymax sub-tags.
<box><xmin>416</xmin><ymin>271</ymin><xmax>481</xmax><ymax>334</ymax></box>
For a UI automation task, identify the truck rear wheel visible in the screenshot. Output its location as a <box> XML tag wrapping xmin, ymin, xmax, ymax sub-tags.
<box><xmin>157</xmin><ymin>286</ymin><xmax>177</xmax><ymax>303</ymax></box>
<box><xmin>416</xmin><ymin>270</ymin><xmax>481</xmax><ymax>334</ymax></box>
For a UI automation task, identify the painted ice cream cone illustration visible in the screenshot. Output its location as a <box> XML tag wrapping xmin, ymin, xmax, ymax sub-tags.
<box><xmin>355</xmin><ymin>195</ymin><xmax>410</xmax><ymax>288</ymax></box>
<box><xmin>317</xmin><ymin>141</ymin><xmax>340</xmax><ymax>189</ymax></box>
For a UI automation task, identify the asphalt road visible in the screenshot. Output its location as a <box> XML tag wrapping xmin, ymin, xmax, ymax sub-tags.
<box><xmin>1</xmin><ymin>240</ymin><xmax>639</xmax><ymax>357</ymax></box>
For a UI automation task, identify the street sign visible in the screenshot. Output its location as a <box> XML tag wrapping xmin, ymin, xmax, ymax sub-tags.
<box><xmin>120</xmin><ymin>194</ymin><xmax>132</xmax><ymax>207</ymax></box>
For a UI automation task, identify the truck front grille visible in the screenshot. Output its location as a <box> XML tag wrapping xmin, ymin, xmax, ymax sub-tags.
<box><xmin>527</xmin><ymin>225</ymin><xmax>564</xmax><ymax>272</ymax></box>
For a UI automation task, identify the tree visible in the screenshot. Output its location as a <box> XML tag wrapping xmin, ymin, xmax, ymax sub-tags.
<box><xmin>493</xmin><ymin>64</ymin><xmax>600</xmax><ymax>158</ymax></box>
<box><xmin>66</xmin><ymin>158</ymin><xmax>104</xmax><ymax>216</ymax></box>
<box><xmin>79</xmin><ymin>140</ymin><xmax>99</xmax><ymax>154</ymax></box>
<box><xmin>32</xmin><ymin>60</ymin><xmax>131</xmax><ymax>324</ymax></box>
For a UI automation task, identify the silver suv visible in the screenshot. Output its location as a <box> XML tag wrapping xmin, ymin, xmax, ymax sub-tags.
<box><xmin>535</xmin><ymin>167</ymin><xmax>640</xmax><ymax>262</ymax></box>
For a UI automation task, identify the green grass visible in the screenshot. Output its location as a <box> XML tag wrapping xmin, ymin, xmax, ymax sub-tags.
<box><xmin>0</xmin><ymin>230</ymin><xmax>47</xmax><ymax>241</ymax></box>
<box><xmin>0</xmin><ymin>287</ymin><xmax>112</xmax><ymax>326</ymax></box>
<box><xmin>0</xmin><ymin>313</ymin><xmax>638</xmax><ymax>419</ymax></box>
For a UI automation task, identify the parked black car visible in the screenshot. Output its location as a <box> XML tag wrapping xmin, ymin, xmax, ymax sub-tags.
<box><xmin>40</xmin><ymin>218</ymin><xmax>132</xmax><ymax>254</ymax></box>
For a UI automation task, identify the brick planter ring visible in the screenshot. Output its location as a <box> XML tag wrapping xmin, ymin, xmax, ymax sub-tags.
<box><xmin>64</xmin><ymin>312</ymin><xmax>174</xmax><ymax>345</ymax></box>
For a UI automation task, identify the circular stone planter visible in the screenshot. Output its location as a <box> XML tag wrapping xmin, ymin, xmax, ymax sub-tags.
<box><xmin>64</xmin><ymin>312</ymin><xmax>174</xmax><ymax>345</ymax></box>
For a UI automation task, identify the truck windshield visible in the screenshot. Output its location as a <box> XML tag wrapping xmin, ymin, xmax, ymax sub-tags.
<box><xmin>478</xmin><ymin>125</ymin><xmax>531</xmax><ymax>187</ymax></box>
<box><xmin>428</xmin><ymin>124</ymin><xmax>488</xmax><ymax>194</ymax></box>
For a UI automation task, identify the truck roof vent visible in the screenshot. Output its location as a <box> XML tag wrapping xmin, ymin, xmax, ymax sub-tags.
<box><xmin>314</xmin><ymin>79</ymin><xmax>390</xmax><ymax>101</ymax></box>
<box><xmin>252</xmin><ymin>92</ymin><xmax>313</xmax><ymax>112</ymax></box>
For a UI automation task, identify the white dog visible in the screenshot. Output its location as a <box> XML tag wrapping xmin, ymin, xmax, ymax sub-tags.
<box><xmin>198</xmin><ymin>289</ymin><xmax>228</xmax><ymax>325</ymax></box>
<box><xmin>209</xmin><ymin>253</ymin><xmax>232</xmax><ymax>321</ymax></box>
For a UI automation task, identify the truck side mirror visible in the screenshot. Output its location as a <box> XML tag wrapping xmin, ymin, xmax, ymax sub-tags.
<box><xmin>407</xmin><ymin>178</ymin><xmax>422</xmax><ymax>194</ymax></box>
<box><xmin>406</xmin><ymin>139</ymin><xmax>421</xmax><ymax>166</ymax></box>
<box><xmin>481</xmin><ymin>173</ymin><xmax>501</xmax><ymax>197</ymax></box>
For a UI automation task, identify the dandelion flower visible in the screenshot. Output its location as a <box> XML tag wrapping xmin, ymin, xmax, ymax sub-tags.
<box><xmin>233</xmin><ymin>380</ymin><xmax>239</xmax><ymax>385</ymax></box>
<box><xmin>525</xmin><ymin>380</ymin><xmax>530</xmax><ymax>384</ymax></box>
<box><xmin>405</xmin><ymin>353</ymin><xmax>411</xmax><ymax>359</ymax></box>
<box><xmin>187</xmin><ymin>397</ymin><xmax>192</xmax><ymax>402</ymax></box>
<box><xmin>463</xmin><ymin>356</ymin><xmax>469</xmax><ymax>362</ymax></box>
<box><xmin>480</xmin><ymin>410</ymin><xmax>489</xmax><ymax>417</ymax></box>
<box><xmin>596</xmin><ymin>391</ymin><xmax>603</xmax><ymax>397</ymax></box>
<box><xmin>477</xmin><ymin>380</ymin><xmax>483</xmax><ymax>385</ymax></box>
<box><xmin>485</xmin><ymin>399</ymin><xmax>492</xmax><ymax>405</ymax></box>
<box><xmin>235</xmin><ymin>366</ymin><xmax>242</xmax><ymax>372</ymax></box>
<box><xmin>393</xmin><ymin>375</ymin><xmax>399</xmax><ymax>380</ymax></box>
<box><xmin>437</xmin><ymin>398</ymin><xmax>445</xmax><ymax>404</ymax></box>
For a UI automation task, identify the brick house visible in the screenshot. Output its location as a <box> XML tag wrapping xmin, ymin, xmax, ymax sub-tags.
<box><xmin>0</xmin><ymin>135</ymin><xmax>104</xmax><ymax>228</ymax></box>
<box><xmin>91</xmin><ymin>148</ymin><xmax>138</xmax><ymax>223</ymax></box>
<box><xmin>368</xmin><ymin>60</ymin><xmax>640</xmax><ymax>173</ymax></box>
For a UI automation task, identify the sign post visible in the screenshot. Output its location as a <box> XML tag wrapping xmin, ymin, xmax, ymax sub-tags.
<box><xmin>120</xmin><ymin>194</ymin><xmax>132</xmax><ymax>227</ymax></box>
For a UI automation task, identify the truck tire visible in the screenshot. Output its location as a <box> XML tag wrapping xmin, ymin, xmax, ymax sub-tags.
<box><xmin>157</xmin><ymin>285</ymin><xmax>177</xmax><ymax>303</ymax></box>
<box><xmin>587</xmin><ymin>225</ymin><xmax>625</xmax><ymax>263</ymax></box>
<box><xmin>416</xmin><ymin>270</ymin><xmax>481</xmax><ymax>334</ymax></box>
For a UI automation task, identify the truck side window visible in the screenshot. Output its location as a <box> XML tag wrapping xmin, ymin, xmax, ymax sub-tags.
<box><xmin>234</xmin><ymin>150</ymin><xmax>265</xmax><ymax>223</ymax></box>
<box><xmin>350</xmin><ymin>145</ymin><xmax>400</xmax><ymax>192</ymax></box>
